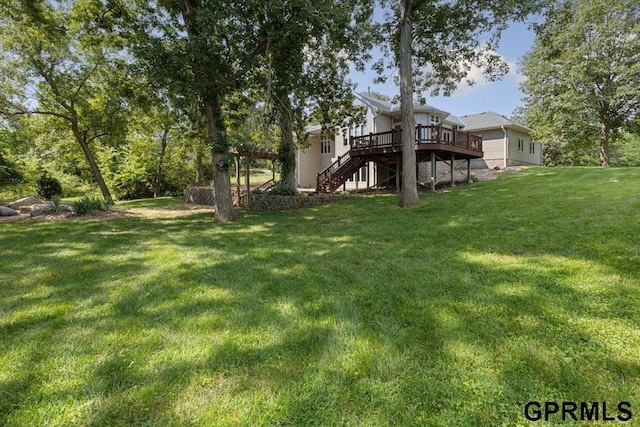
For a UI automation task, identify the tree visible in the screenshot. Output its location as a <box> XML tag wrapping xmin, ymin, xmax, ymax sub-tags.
<box><xmin>0</xmin><ymin>0</ymin><xmax>128</xmax><ymax>202</ymax></box>
<box><xmin>0</xmin><ymin>148</ymin><xmax>23</xmax><ymax>187</ymax></box>
<box><xmin>377</xmin><ymin>0</ymin><xmax>544</xmax><ymax>206</ymax></box>
<box><xmin>128</xmin><ymin>1</ymin><xmax>277</xmax><ymax>221</ymax></box>
<box><xmin>254</xmin><ymin>0</ymin><xmax>374</xmax><ymax>187</ymax></box>
<box><xmin>520</xmin><ymin>0</ymin><xmax>640</xmax><ymax>167</ymax></box>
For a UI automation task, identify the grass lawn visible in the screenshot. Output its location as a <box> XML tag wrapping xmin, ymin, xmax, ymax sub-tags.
<box><xmin>1</xmin><ymin>167</ymin><xmax>639</xmax><ymax>426</ymax></box>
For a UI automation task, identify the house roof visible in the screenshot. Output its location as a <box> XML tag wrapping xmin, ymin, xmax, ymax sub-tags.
<box><xmin>355</xmin><ymin>92</ymin><xmax>450</xmax><ymax>118</ymax></box>
<box><xmin>459</xmin><ymin>111</ymin><xmax>531</xmax><ymax>133</ymax></box>
<box><xmin>444</xmin><ymin>114</ymin><xmax>466</xmax><ymax>128</ymax></box>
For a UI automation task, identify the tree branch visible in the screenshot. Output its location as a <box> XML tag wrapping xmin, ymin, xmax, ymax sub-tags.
<box><xmin>72</xmin><ymin>50</ymin><xmax>107</xmax><ymax>101</ymax></box>
<box><xmin>30</xmin><ymin>58</ymin><xmax>74</xmax><ymax>113</ymax></box>
<box><xmin>215</xmin><ymin>41</ymin><xmax>268</xmax><ymax>92</ymax></box>
<box><xmin>0</xmin><ymin>107</ymin><xmax>72</xmax><ymax>122</ymax></box>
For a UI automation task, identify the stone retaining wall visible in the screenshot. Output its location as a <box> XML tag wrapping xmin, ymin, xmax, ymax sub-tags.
<box><xmin>247</xmin><ymin>193</ymin><xmax>339</xmax><ymax>211</ymax></box>
<box><xmin>185</xmin><ymin>186</ymin><xmax>215</xmax><ymax>206</ymax></box>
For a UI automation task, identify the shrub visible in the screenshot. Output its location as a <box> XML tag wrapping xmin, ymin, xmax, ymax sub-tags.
<box><xmin>36</xmin><ymin>172</ymin><xmax>63</xmax><ymax>200</ymax></box>
<box><xmin>73</xmin><ymin>195</ymin><xmax>104</xmax><ymax>215</ymax></box>
<box><xmin>269</xmin><ymin>185</ymin><xmax>297</xmax><ymax>196</ymax></box>
<box><xmin>46</xmin><ymin>196</ymin><xmax>64</xmax><ymax>214</ymax></box>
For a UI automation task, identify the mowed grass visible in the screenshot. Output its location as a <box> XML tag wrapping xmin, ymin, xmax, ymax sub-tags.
<box><xmin>1</xmin><ymin>167</ymin><xmax>639</xmax><ymax>426</ymax></box>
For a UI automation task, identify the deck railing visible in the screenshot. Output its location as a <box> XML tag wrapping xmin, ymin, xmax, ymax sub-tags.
<box><xmin>351</xmin><ymin>125</ymin><xmax>482</xmax><ymax>152</ymax></box>
<box><xmin>316</xmin><ymin>151</ymin><xmax>352</xmax><ymax>191</ymax></box>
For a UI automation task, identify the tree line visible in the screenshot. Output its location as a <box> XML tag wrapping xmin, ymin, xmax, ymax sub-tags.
<box><xmin>1</xmin><ymin>0</ymin><xmax>638</xmax><ymax>220</ymax></box>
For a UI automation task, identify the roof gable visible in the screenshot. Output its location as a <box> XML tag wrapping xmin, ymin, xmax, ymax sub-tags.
<box><xmin>460</xmin><ymin>111</ymin><xmax>531</xmax><ymax>133</ymax></box>
<box><xmin>355</xmin><ymin>92</ymin><xmax>450</xmax><ymax>117</ymax></box>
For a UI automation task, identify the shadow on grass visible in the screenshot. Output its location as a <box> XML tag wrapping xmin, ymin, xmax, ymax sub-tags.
<box><xmin>1</xmin><ymin>167</ymin><xmax>639</xmax><ymax>425</ymax></box>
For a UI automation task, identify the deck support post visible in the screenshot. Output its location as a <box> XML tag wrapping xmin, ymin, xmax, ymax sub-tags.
<box><xmin>431</xmin><ymin>152</ymin><xmax>436</xmax><ymax>191</ymax></box>
<box><xmin>450</xmin><ymin>154</ymin><xmax>456</xmax><ymax>188</ymax></box>
<box><xmin>467</xmin><ymin>159</ymin><xmax>472</xmax><ymax>183</ymax></box>
<box><xmin>272</xmin><ymin>159</ymin><xmax>276</xmax><ymax>182</ymax></box>
<box><xmin>236</xmin><ymin>156</ymin><xmax>241</xmax><ymax>205</ymax></box>
<box><xmin>367</xmin><ymin>161</ymin><xmax>371</xmax><ymax>190</ymax></box>
<box><xmin>245</xmin><ymin>156</ymin><xmax>251</xmax><ymax>209</ymax></box>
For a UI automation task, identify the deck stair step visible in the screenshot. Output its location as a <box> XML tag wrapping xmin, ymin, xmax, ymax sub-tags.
<box><xmin>316</xmin><ymin>152</ymin><xmax>366</xmax><ymax>193</ymax></box>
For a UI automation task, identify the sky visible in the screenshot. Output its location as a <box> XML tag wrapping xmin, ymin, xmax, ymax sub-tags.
<box><xmin>348</xmin><ymin>21</ymin><xmax>538</xmax><ymax>118</ymax></box>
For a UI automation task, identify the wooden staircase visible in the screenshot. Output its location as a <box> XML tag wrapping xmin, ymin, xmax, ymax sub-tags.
<box><xmin>238</xmin><ymin>178</ymin><xmax>277</xmax><ymax>207</ymax></box>
<box><xmin>316</xmin><ymin>152</ymin><xmax>367</xmax><ymax>193</ymax></box>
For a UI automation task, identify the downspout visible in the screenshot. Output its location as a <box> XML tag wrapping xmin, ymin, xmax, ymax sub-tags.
<box><xmin>295</xmin><ymin>148</ymin><xmax>300</xmax><ymax>187</ymax></box>
<box><xmin>501</xmin><ymin>126</ymin><xmax>508</xmax><ymax>169</ymax></box>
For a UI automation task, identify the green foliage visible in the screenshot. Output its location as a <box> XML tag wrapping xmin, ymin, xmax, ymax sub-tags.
<box><xmin>36</xmin><ymin>172</ymin><xmax>63</xmax><ymax>201</ymax></box>
<box><xmin>520</xmin><ymin>0</ymin><xmax>640</xmax><ymax>166</ymax></box>
<box><xmin>376</xmin><ymin>0</ymin><xmax>545</xmax><ymax>97</ymax></box>
<box><xmin>611</xmin><ymin>133</ymin><xmax>640</xmax><ymax>166</ymax></box>
<box><xmin>45</xmin><ymin>196</ymin><xmax>64</xmax><ymax>214</ymax></box>
<box><xmin>0</xmin><ymin>0</ymin><xmax>129</xmax><ymax>201</ymax></box>
<box><xmin>73</xmin><ymin>195</ymin><xmax>104</xmax><ymax>215</ymax></box>
<box><xmin>269</xmin><ymin>185</ymin><xmax>297</xmax><ymax>195</ymax></box>
<box><xmin>0</xmin><ymin>150</ymin><xmax>23</xmax><ymax>187</ymax></box>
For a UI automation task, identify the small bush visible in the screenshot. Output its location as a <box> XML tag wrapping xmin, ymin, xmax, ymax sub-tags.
<box><xmin>36</xmin><ymin>172</ymin><xmax>63</xmax><ymax>200</ymax></box>
<box><xmin>46</xmin><ymin>196</ymin><xmax>64</xmax><ymax>214</ymax></box>
<box><xmin>269</xmin><ymin>185</ymin><xmax>297</xmax><ymax>196</ymax></box>
<box><xmin>73</xmin><ymin>195</ymin><xmax>104</xmax><ymax>215</ymax></box>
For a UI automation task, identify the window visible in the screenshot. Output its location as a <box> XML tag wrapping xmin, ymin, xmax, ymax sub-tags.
<box><xmin>321</xmin><ymin>139</ymin><xmax>331</xmax><ymax>154</ymax></box>
<box><xmin>359</xmin><ymin>166</ymin><xmax>368</xmax><ymax>182</ymax></box>
<box><xmin>430</xmin><ymin>115</ymin><xmax>440</xmax><ymax>125</ymax></box>
<box><xmin>360</xmin><ymin>123</ymin><xmax>366</xmax><ymax>136</ymax></box>
<box><xmin>350</xmin><ymin>166</ymin><xmax>368</xmax><ymax>182</ymax></box>
<box><xmin>529</xmin><ymin>140</ymin><xmax>535</xmax><ymax>154</ymax></box>
<box><xmin>518</xmin><ymin>137</ymin><xmax>524</xmax><ymax>152</ymax></box>
<box><xmin>342</xmin><ymin>128</ymin><xmax>349</xmax><ymax>146</ymax></box>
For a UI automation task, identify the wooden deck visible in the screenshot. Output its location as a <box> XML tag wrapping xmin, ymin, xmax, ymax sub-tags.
<box><xmin>316</xmin><ymin>125</ymin><xmax>483</xmax><ymax>193</ymax></box>
<box><xmin>350</xmin><ymin>125</ymin><xmax>483</xmax><ymax>160</ymax></box>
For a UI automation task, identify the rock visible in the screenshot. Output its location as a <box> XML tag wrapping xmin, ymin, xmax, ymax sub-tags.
<box><xmin>8</xmin><ymin>197</ymin><xmax>44</xmax><ymax>210</ymax></box>
<box><xmin>29</xmin><ymin>203</ymin><xmax>51</xmax><ymax>215</ymax></box>
<box><xmin>0</xmin><ymin>206</ymin><xmax>20</xmax><ymax>216</ymax></box>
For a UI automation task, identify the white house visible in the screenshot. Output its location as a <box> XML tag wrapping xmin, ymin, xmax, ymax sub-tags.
<box><xmin>460</xmin><ymin>111</ymin><xmax>542</xmax><ymax>169</ymax></box>
<box><xmin>296</xmin><ymin>92</ymin><xmax>541</xmax><ymax>191</ymax></box>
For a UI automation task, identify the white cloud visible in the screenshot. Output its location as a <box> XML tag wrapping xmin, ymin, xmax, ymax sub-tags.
<box><xmin>449</xmin><ymin>53</ymin><xmax>519</xmax><ymax>99</ymax></box>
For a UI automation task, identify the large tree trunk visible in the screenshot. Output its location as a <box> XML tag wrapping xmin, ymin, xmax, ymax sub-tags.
<box><xmin>205</xmin><ymin>97</ymin><xmax>236</xmax><ymax>222</ymax></box>
<box><xmin>154</xmin><ymin>125</ymin><xmax>170</xmax><ymax>197</ymax></box>
<box><xmin>179</xmin><ymin>0</ymin><xmax>235</xmax><ymax>221</ymax></box>
<box><xmin>599</xmin><ymin>122</ymin><xmax>610</xmax><ymax>167</ymax></box>
<box><xmin>398</xmin><ymin>0</ymin><xmax>419</xmax><ymax>207</ymax></box>
<box><xmin>278</xmin><ymin>94</ymin><xmax>296</xmax><ymax>187</ymax></box>
<box><xmin>71</xmin><ymin>118</ymin><xmax>112</xmax><ymax>203</ymax></box>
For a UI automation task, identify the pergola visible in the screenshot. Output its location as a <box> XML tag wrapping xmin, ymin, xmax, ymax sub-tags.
<box><xmin>230</xmin><ymin>145</ymin><xmax>278</xmax><ymax>208</ymax></box>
